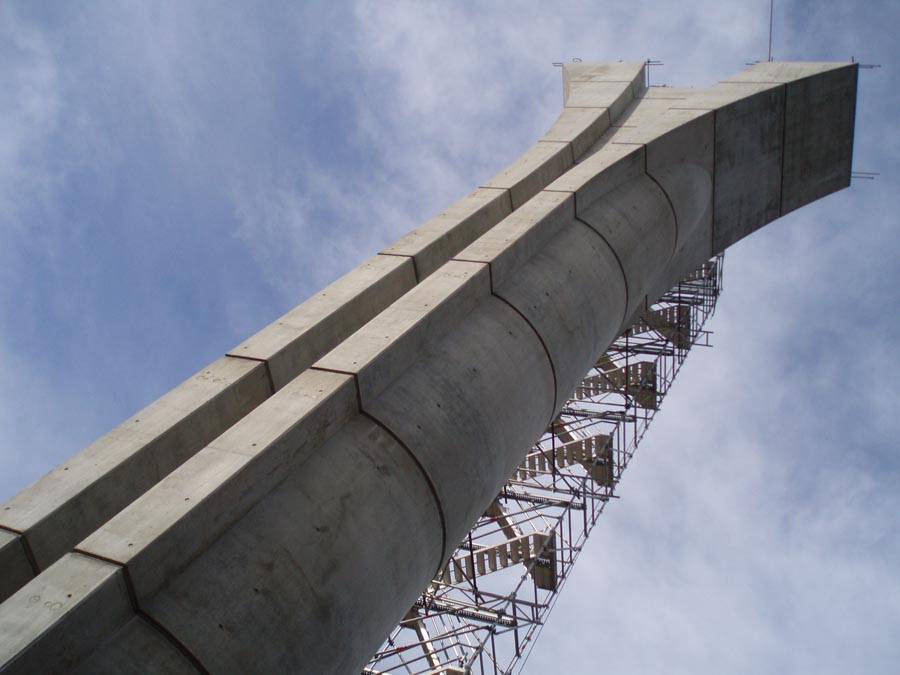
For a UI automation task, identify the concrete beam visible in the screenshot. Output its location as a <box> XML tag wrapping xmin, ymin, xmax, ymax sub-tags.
<box><xmin>0</xmin><ymin>530</ymin><xmax>34</xmax><ymax>608</ymax></box>
<box><xmin>0</xmin><ymin>355</ymin><xmax>271</xmax><ymax>601</ymax></box>
<box><xmin>228</xmin><ymin>253</ymin><xmax>417</xmax><ymax>390</ymax></box>
<box><xmin>75</xmin><ymin>368</ymin><xmax>357</xmax><ymax>602</ymax></box>
<box><xmin>0</xmin><ymin>553</ymin><xmax>133</xmax><ymax>675</ymax></box>
<box><xmin>481</xmin><ymin>141</ymin><xmax>574</xmax><ymax>209</ymax></box>
<box><xmin>381</xmin><ymin>187</ymin><xmax>512</xmax><ymax>280</ymax></box>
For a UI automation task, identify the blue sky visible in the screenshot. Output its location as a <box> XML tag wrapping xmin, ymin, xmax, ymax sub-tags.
<box><xmin>2</xmin><ymin>1</ymin><xmax>898</xmax><ymax>672</ymax></box>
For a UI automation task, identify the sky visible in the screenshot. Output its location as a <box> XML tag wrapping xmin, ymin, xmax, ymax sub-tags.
<box><xmin>1</xmin><ymin>1</ymin><xmax>898</xmax><ymax>673</ymax></box>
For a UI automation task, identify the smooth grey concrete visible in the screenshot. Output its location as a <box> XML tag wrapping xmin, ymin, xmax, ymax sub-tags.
<box><xmin>0</xmin><ymin>355</ymin><xmax>271</xmax><ymax>601</ymax></box>
<box><xmin>76</xmin><ymin>368</ymin><xmax>357</xmax><ymax>602</ymax></box>
<box><xmin>0</xmin><ymin>68</ymin><xmax>652</xmax><ymax>611</ymax></box>
<box><xmin>228</xmin><ymin>253</ymin><xmax>417</xmax><ymax>390</ymax></box>
<box><xmin>562</xmin><ymin>61</ymin><xmax>646</xmax><ymax>117</ymax></box>
<box><xmin>578</xmin><ymin>164</ymin><xmax>679</xmax><ymax>329</ymax></box>
<box><xmin>779</xmin><ymin>64</ymin><xmax>857</xmax><ymax>215</ymax></box>
<box><xmin>140</xmin><ymin>415</ymin><xmax>443</xmax><ymax>675</ymax></box>
<box><xmin>455</xmin><ymin>191</ymin><xmax>574</xmax><ymax>288</ymax></box>
<box><xmin>0</xmin><ymin>530</ymin><xmax>33</xmax><ymax>606</ymax></box>
<box><xmin>481</xmin><ymin>140</ymin><xmax>574</xmax><ymax>209</ymax></box>
<box><xmin>545</xmin><ymin>141</ymin><xmax>646</xmax><ymax>210</ymax></box>
<box><xmin>382</xmin><ymin>187</ymin><xmax>513</xmax><ymax>280</ymax></box>
<box><xmin>540</xmin><ymin>107</ymin><xmax>611</xmax><ymax>160</ymax></box>
<box><xmin>364</xmin><ymin>295</ymin><xmax>556</xmax><ymax>561</ymax></box>
<box><xmin>695</xmin><ymin>83</ymin><xmax>785</xmax><ymax>251</ymax></box>
<box><xmin>487</xmin><ymin>220</ymin><xmax>628</xmax><ymax>411</ymax></box>
<box><xmin>0</xmin><ymin>553</ymin><xmax>132</xmax><ymax>675</ymax></box>
<box><xmin>73</xmin><ymin>617</ymin><xmax>199</xmax><ymax>675</ymax></box>
<box><xmin>0</xmin><ymin>61</ymin><xmax>858</xmax><ymax>674</ymax></box>
<box><xmin>382</xmin><ymin>68</ymin><xmax>644</xmax><ymax>284</ymax></box>
<box><xmin>453</xmin><ymin>190</ymin><xmax>629</xmax><ymax>407</ymax></box>
<box><xmin>646</xmin><ymin>111</ymin><xmax>715</xmax><ymax>295</ymax></box>
<box><xmin>316</xmin><ymin>260</ymin><xmax>491</xmax><ymax>408</ymax></box>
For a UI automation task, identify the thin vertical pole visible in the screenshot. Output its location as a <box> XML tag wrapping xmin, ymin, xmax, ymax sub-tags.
<box><xmin>768</xmin><ymin>0</ymin><xmax>775</xmax><ymax>61</ymax></box>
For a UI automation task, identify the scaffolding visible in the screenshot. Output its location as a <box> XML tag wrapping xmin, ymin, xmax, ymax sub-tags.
<box><xmin>363</xmin><ymin>256</ymin><xmax>724</xmax><ymax>675</ymax></box>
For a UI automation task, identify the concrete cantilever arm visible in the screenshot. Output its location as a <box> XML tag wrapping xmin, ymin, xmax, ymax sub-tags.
<box><xmin>0</xmin><ymin>60</ymin><xmax>856</xmax><ymax>674</ymax></box>
<box><xmin>0</xmin><ymin>63</ymin><xmax>644</xmax><ymax>606</ymax></box>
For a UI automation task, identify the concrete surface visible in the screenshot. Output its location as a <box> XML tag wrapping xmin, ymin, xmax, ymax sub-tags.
<box><xmin>228</xmin><ymin>253</ymin><xmax>417</xmax><ymax>390</ymax></box>
<box><xmin>0</xmin><ymin>553</ymin><xmax>132</xmax><ymax>675</ymax></box>
<box><xmin>76</xmin><ymin>368</ymin><xmax>357</xmax><ymax>602</ymax></box>
<box><xmin>0</xmin><ymin>530</ymin><xmax>33</xmax><ymax>607</ymax></box>
<box><xmin>141</xmin><ymin>415</ymin><xmax>443</xmax><ymax>675</ymax></box>
<box><xmin>316</xmin><ymin>260</ymin><xmax>491</xmax><ymax>407</ymax></box>
<box><xmin>365</xmin><ymin>294</ymin><xmax>556</xmax><ymax>561</ymax></box>
<box><xmin>381</xmin><ymin>187</ymin><xmax>512</xmax><ymax>280</ymax></box>
<box><xmin>0</xmin><ymin>355</ymin><xmax>271</xmax><ymax>601</ymax></box>
<box><xmin>481</xmin><ymin>140</ymin><xmax>574</xmax><ymax>209</ymax></box>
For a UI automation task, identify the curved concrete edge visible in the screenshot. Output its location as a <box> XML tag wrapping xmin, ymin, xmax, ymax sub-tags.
<box><xmin>228</xmin><ymin>252</ymin><xmax>417</xmax><ymax>390</ymax></box>
<box><xmin>139</xmin><ymin>415</ymin><xmax>444</xmax><ymax>675</ymax></box>
<box><xmin>380</xmin><ymin>62</ymin><xmax>643</xmax><ymax>287</ymax></box>
<box><xmin>453</xmin><ymin>191</ymin><xmax>573</xmax><ymax>286</ymax></box>
<box><xmin>481</xmin><ymin>140</ymin><xmax>574</xmax><ymax>209</ymax></box>
<box><xmin>0</xmin><ymin>553</ymin><xmax>133</xmax><ymax>675</ymax></box>
<box><xmin>74</xmin><ymin>368</ymin><xmax>358</xmax><ymax>602</ymax></box>
<box><xmin>72</xmin><ymin>616</ymin><xmax>201</xmax><ymax>675</ymax></box>
<box><xmin>0</xmin><ymin>66</ymin><xmax>645</xmax><ymax>599</ymax></box>
<box><xmin>580</xmin><ymin>173</ymin><xmax>678</xmax><ymax>327</ymax></box>
<box><xmin>0</xmin><ymin>355</ymin><xmax>272</xmax><ymax>595</ymax></box>
<box><xmin>543</xmin><ymin>144</ymin><xmax>678</xmax><ymax>332</ymax></box>
<box><xmin>367</xmin><ymin>296</ymin><xmax>556</xmax><ymax>561</ymax></box>
<box><xmin>581</xmin><ymin>61</ymin><xmax>857</xmax><ymax>259</ymax></box>
<box><xmin>492</xmin><ymin>220</ymin><xmax>629</xmax><ymax>408</ymax></box>
<box><xmin>449</xmin><ymin>184</ymin><xmax>630</xmax><ymax>406</ymax></box>
<box><xmin>315</xmin><ymin>260</ymin><xmax>491</xmax><ymax>407</ymax></box>
<box><xmin>0</xmin><ymin>529</ymin><xmax>34</xmax><ymax>605</ymax></box>
<box><xmin>381</xmin><ymin>187</ymin><xmax>513</xmax><ymax>280</ymax></box>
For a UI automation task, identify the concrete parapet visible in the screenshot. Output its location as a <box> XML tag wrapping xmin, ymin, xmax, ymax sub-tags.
<box><xmin>562</xmin><ymin>61</ymin><xmax>646</xmax><ymax>113</ymax></box>
<box><xmin>380</xmin><ymin>69</ymin><xmax>643</xmax><ymax>285</ymax></box>
<box><xmin>75</xmin><ymin>368</ymin><xmax>357</xmax><ymax>602</ymax></box>
<box><xmin>381</xmin><ymin>187</ymin><xmax>512</xmax><ymax>280</ymax></box>
<box><xmin>455</xmin><ymin>191</ymin><xmax>573</xmax><ymax>288</ymax></box>
<box><xmin>481</xmin><ymin>141</ymin><xmax>574</xmax><ymax>209</ymax></box>
<box><xmin>228</xmin><ymin>253</ymin><xmax>417</xmax><ymax>390</ymax></box>
<box><xmin>316</xmin><ymin>260</ymin><xmax>490</xmax><ymax>407</ymax></box>
<box><xmin>0</xmin><ymin>355</ymin><xmax>271</xmax><ymax>601</ymax></box>
<box><xmin>0</xmin><ymin>530</ymin><xmax>33</xmax><ymax>607</ymax></box>
<box><xmin>545</xmin><ymin>142</ymin><xmax>645</xmax><ymax>209</ymax></box>
<box><xmin>0</xmin><ymin>553</ymin><xmax>133</xmax><ymax>675</ymax></box>
<box><xmin>540</xmin><ymin>107</ymin><xmax>611</xmax><ymax>160</ymax></box>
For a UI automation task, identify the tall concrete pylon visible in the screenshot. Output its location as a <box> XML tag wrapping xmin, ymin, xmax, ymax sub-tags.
<box><xmin>0</xmin><ymin>60</ymin><xmax>857</xmax><ymax>674</ymax></box>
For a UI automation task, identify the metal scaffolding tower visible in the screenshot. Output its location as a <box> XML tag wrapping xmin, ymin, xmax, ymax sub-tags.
<box><xmin>364</xmin><ymin>256</ymin><xmax>724</xmax><ymax>675</ymax></box>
